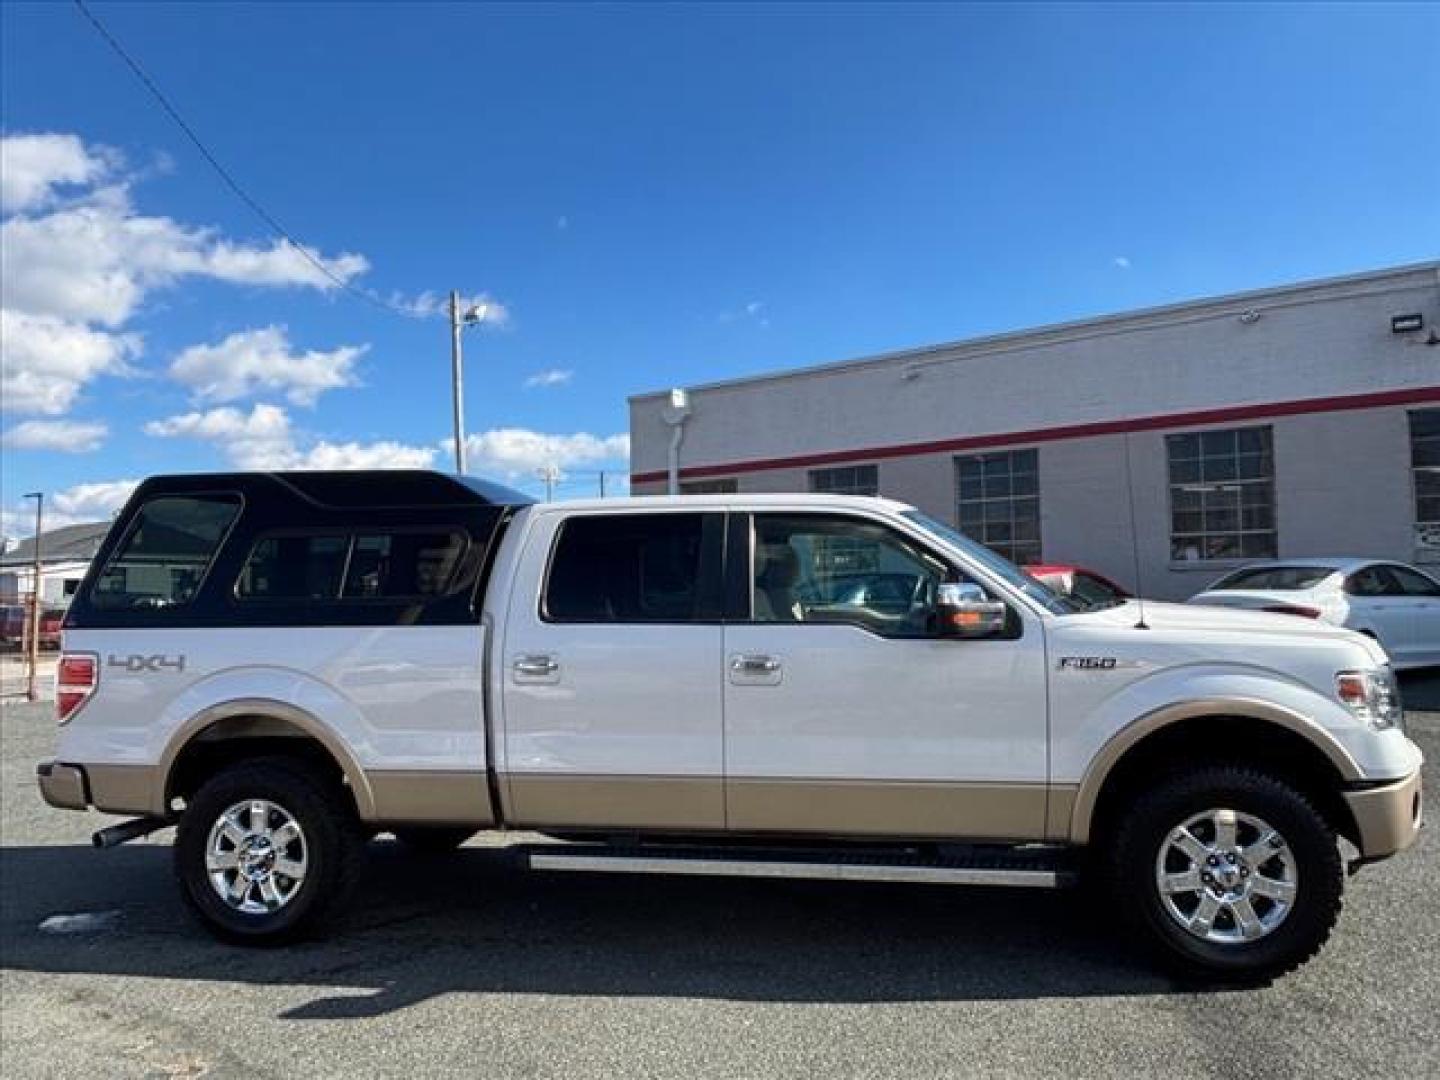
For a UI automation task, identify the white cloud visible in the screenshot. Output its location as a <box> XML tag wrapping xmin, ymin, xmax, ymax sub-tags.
<box><xmin>453</xmin><ymin>428</ymin><xmax>630</xmax><ymax>479</ymax></box>
<box><xmin>0</xmin><ymin>477</ymin><xmax>138</xmax><ymax>541</ymax></box>
<box><xmin>168</xmin><ymin>326</ymin><xmax>365</xmax><ymax>407</ymax></box>
<box><xmin>51</xmin><ymin>478</ymin><xmax>140</xmax><ymax>519</ymax></box>
<box><xmin>0</xmin><ymin>199</ymin><xmax>367</xmax><ymax>329</ymax></box>
<box><xmin>718</xmin><ymin>300</ymin><xmax>770</xmax><ymax>328</ymax></box>
<box><xmin>144</xmin><ymin>403</ymin><xmax>296</xmax><ymax>469</ymax></box>
<box><xmin>0</xmin><ymin>133</ymin><xmax>118</xmax><ymax>213</ymax></box>
<box><xmin>1112</xmin><ymin>256</ymin><xmax>1131</xmax><ymax>270</ymax></box>
<box><xmin>145</xmin><ymin>403</ymin><xmax>435</xmax><ymax>471</ymax></box>
<box><xmin>2</xmin><ymin>419</ymin><xmax>109</xmax><ymax>453</ymax></box>
<box><xmin>523</xmin><ymin>368</ymin><xmax>574</xmax><ymax>389</ymax></box>
<box><xmin>386</xmin><ymin>290</ymin><xmax>511</xmax><ymax>326</ymax></box>
<box><xmin>0</xmin><ymin>309</ymin><xmax>141</xmax><ymax>416</ymax></box>
<box><xmin>0</xmin><ymin>132</ymin><xmax>370</xmax><ymax>420</ymax></box>
<box><xmin>298</xmin><ymin>440</ymin><xmax>437</xmax><ymax>470</ymax></box>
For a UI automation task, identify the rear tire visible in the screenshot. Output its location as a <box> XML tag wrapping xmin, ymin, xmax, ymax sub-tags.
<box><xmin>1108</xmin><ymin>765</ymin><xmax>1343</xmax><ymax>981</ymax></box>
<box><xmin>175</xmin><ymin>757</ymin><xmax>365</xmax><ymax>945</ymax></box>
<box><xmin>390</xmin><ymin>826</ymin><xmax>474</xmax><ymax>853</ymax></box>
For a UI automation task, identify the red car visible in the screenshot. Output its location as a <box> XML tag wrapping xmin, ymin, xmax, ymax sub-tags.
<box><xmin>1024</xmin><ymin>564</ymin><xmax>1131</xmax><ymax>610</ymax></box>
<box><xmin>0</xmin><ymin>604</ymin><xmax>64</xmax><ymax>648</ymax></box>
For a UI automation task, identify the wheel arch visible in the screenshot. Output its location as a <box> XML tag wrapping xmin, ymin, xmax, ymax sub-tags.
<box><xmin>1071</xmin><ymin>699</ymin><xmax>1363</xmax><ymax>847</ymax></box>
<box><xmin>160</xmin><ymin>699</ymin><xmax>377</xmax><ymax>821</ymax></box>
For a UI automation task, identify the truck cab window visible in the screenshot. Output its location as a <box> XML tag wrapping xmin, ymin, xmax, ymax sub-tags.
<box><xmin>751</xmin><ymin>515</ymin><xmax>949</xmax><ymax>636</ymax></box>
<box><xmin>545</xmin><ymin>513</ymin><xmax>716</xmax><ymax>623</ymax></box>
<box><xmin>91</xmin><ymin>495</ymin><xmax>240</xmax><ymax>611</ymax></box>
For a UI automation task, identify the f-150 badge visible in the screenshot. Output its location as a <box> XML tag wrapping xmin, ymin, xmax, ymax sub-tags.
<box><xmin>1057</xmin><ymin>656</ymin><xmax>1118</xmax><ymax>670</ymax></box>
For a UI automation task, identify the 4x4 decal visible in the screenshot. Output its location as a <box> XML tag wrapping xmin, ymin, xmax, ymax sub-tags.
<box><xmin>107</xmin><ymin>654</ymin><xmax>186</xmax><ymax>673</ymax></box>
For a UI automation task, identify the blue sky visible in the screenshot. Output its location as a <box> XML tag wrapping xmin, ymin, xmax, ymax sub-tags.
<box><xmin>2</xmin><ymin>2</ymin><xmax>1438</xmax><ymax>530</ymax></box>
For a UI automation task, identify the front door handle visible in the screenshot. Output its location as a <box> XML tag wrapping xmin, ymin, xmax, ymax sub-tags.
<box><xmin>731</xmin><ymin>654</ymin><xmax>781</xmax><ymax>674</ymax></box>
<box><xmin>512</xmin><ymin>654</ymin><xmax>560</xmax><ymax>682</ymax></box>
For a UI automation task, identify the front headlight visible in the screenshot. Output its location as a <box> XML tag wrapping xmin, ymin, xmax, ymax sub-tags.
<box><xmin>1336</xmin><ymin>667</ymin><xmax>1403</xmax><ymax>731</ymax></box>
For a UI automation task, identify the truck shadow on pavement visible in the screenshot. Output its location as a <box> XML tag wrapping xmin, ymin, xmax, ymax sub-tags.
<box><xmin>2</xmin><ymin>840</ymin><xmax>1214</xmax><ymax>1018</ymax></box>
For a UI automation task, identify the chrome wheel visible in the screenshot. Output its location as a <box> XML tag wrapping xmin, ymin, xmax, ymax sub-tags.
<box><xmin>205</xmin><ymin>799</ymin><xmax>308</xmax><ymax>915</ymax></box>
<box><xmin>1155</xmin><ymin>808</ymin><xmax>1298</xmax><ymax>944</ymax></box>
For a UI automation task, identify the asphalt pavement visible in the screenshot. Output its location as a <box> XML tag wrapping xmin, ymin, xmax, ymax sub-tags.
<box><xmin>1</xmin><ymin>675</ymin><xmax>1437</xmax><ymax>1079</ymax></box>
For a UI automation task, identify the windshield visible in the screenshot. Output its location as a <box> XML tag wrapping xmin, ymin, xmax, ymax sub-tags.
<box><xmin>1212</xmin><ymin>565</ymin><xmax>1337</xmax><ymax>591</ymax></box>
<box><xmin>901</xmin><ymin>510</ymin><xmax>1081</xmax><ymax>614</ymax></box>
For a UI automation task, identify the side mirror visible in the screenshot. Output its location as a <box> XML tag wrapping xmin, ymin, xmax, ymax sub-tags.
<box><xmin>935</xmin><ymin>582</ymin><xmax>1007</xmax><ymax>639</ymax></box>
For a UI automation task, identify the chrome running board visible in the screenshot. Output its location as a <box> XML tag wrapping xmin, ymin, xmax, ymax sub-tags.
<box><xmin>524</xmin><ymin>845</ymin><xmax>1074</xmax><ymax>889</ymax></box>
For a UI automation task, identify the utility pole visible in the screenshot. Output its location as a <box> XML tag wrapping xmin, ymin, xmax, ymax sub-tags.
<box><xmin>598</xmin><ymin>471</ymin><xmax>607</xmax><ymax>498</ymax></box>
<box><xmin>23</xmin><ymin>492</ymin><xmax>42</xmax><ymax>703</ymax></box>
<box><xmin>448</xmin><ymin>289</ymin><xmax>467</xmax><ymax>475</ymax></box>
<box><xmin>538</xmin><ymin>465</ymin><xmax>561</xmax><ymax>502</ymax></box>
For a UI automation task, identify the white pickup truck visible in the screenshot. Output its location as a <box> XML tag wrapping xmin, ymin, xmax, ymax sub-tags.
<box><xmin>38</xmin><ymin>470</ymin><xmax>1423</xmax><ymax>979</ymax></box>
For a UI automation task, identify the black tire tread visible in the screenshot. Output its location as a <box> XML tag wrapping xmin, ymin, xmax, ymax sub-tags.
<box><xmin>174</xmin><ymin>756</ymin><xmax>365</xmax><ymax>945</ymax></box>
<box><xmin>1107</xmin><ymin>763</ymin><xmax>1343</xmax><ymax>982</ymax></box>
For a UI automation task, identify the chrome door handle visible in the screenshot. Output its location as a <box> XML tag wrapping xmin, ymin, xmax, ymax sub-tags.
<box><xmin>513</xmin><ymin>654</ymin><xmax>559</xmax><ymax>677</ymax></box>
<box><xmin>731</xmin><ymin>654</ymin><xmax>781</xmax><ymax>674</ymax></box>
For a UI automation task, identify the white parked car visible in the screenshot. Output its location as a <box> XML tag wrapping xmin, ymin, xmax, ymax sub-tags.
<box><xmin>1187</xmin><ymin>558</ymin><xmax>1440</xmax><ymax>670</ymax></box>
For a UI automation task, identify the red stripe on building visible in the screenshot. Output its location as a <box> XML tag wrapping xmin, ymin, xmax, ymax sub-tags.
<box><xmin>630</xmin><ymin>384</ymin><xmax>1440</xmax><ymax>484</ymax></box>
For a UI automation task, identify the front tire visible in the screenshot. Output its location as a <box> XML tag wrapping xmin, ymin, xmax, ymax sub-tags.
<box><xmin>175</xmin><ymin>758</ymin><xmax>365</xmax><ymax>945</ymax></box>
<box><xmin>1109</xmin><ymin>765</ymin><xmax>1343</xmax><ymax>981</ymax></box>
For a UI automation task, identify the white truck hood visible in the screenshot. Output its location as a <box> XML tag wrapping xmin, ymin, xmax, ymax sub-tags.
<box><xmin>1063</xmin><ymin>599</ymin><xmax>1388</xmax><ymax>662</ymax></box>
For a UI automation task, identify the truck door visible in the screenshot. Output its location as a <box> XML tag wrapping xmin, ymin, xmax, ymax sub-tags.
<box><xmin>722</xmin><ymin>511</ymin><xmax>1049</xmax><ymax>839</ymax></box>
<box><xmin>500</xmin><ymin>510</ymin><xmax>727</xmax><ymax>830</ymax></box>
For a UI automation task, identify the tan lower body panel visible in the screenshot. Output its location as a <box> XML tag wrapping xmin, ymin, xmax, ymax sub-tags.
<box><xmin>87</xmin><ymin>764</ymin><xmax>163</xmax><ymax>816</ymax></box>
<box><xmin>368</xmin><ymin>770</ymin><xmax>496</xmax><ymax>827</ymax></box>
<box><xmin>727</xmin><ymin>778</ymin><xmax>1049</xmax><ymax>841</ymax></box>
<box><xmin>1045</xmin><ymin>785</ymin><xmax>1079</xmax><ymax>842</ymax></box>
<box><xmin>507</xmin><ymin>774</ymin><xmax>726</xmax><ymax>831</ymax></box>
<box><xmin>1343</xmin><ymin>770</ymin><xmax>1423</xmax><ymax>860</ymax></box>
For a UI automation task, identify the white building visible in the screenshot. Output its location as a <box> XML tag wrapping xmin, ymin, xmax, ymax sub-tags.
<box><xmin>0</xmin><ymin>522</ymin><xmax>111</xmax><ymax>608</ymax></box>
<box><xmin>629</xmin><ymin>263</ymin><xmax>1440</xmax><ymax>600</ymax></box>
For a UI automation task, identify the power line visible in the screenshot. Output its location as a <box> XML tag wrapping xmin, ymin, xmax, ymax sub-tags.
<box><xmin>71</xmin><ymin>0</ymin><xmax>409</xmax><ymax>316</ymax></box>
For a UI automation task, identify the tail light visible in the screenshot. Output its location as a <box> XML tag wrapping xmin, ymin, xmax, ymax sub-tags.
<box><xmin>56</xmin><ymin>653</ymin><xmax>98</xmax><ymax>724</ymax></box>
<box><xmin>1262</xmin><ymin>604</ymin><xmax>1322</xmax><ymax>619</ymax></box>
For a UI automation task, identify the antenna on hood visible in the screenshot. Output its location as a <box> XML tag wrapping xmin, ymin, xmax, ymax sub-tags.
<box><xmin>1122</xmin><ymin>430</ymin><xmax>1149</xmax><ymax>630</ymax></box>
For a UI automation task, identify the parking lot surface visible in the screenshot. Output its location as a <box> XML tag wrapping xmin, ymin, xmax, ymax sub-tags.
<box><xmin>2</xmin><ymin>676</ymin><xmax>1437</xmax><ymax>1079</ymax></box>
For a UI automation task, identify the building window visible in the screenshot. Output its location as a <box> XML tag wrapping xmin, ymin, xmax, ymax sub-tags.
<box><xmin>808</xmin><ymin>464</ymin><xmax>878</xmax><ymax>496</ymax></box>
<box><xmin>1167</xmin><ymin>426</ymin><xmax>1276</xmax><ymax>562</ymax></box>
<box><xmin>1412</xmin><ymin>409</ymin><xmax>1440</xmax><ymax>562</ymax></box>
<box><xmin>955</xmin><ymin>449</ymin><xmax>1040</xmax><ymax>564</ymax></box>
<box><xmin>680</xmin><ymin>478</ymin><xmax>738</xmax><ymax>494</ymax></box>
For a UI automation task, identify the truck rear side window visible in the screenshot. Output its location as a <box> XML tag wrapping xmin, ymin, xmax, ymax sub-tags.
<box><xmin>235</xmin><ymin>530</ymin><xmax>468</xmax><ymax>601</ymax></box>
<box><xmin>92</xmin><ymin>495</ymin><xmax>241</xmax><ymax>611</ymax></box>
<box><xmin>236</xmin><ymin>535</ymin><xmax>349</xmax><ymax>600</ymax></box>
<box><xmin>544</xmin><ymin>513</ymin><xmax>718</xmax><ymax>623</ymax></box>
<box><xmin>344</xmin><ymin>532</ymin><xmax>466</xmax><ymax>598</ymax></box>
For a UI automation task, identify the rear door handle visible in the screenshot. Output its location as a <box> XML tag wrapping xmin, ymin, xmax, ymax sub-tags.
<box><xmin>512</xmin><ymin>654</ymin><xmax>560</xmax><ymax>683</ymax></box>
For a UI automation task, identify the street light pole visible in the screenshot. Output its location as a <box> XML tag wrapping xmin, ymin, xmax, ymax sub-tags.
<box><xmin>23</xmin><ymin>492</ymin><xmax>43</xmax><ymax>703</ymax></box>
<box><xmin>448</xmin><ymin>289</ymin><xmax>467</xmax><ymax>475</ymax></box>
